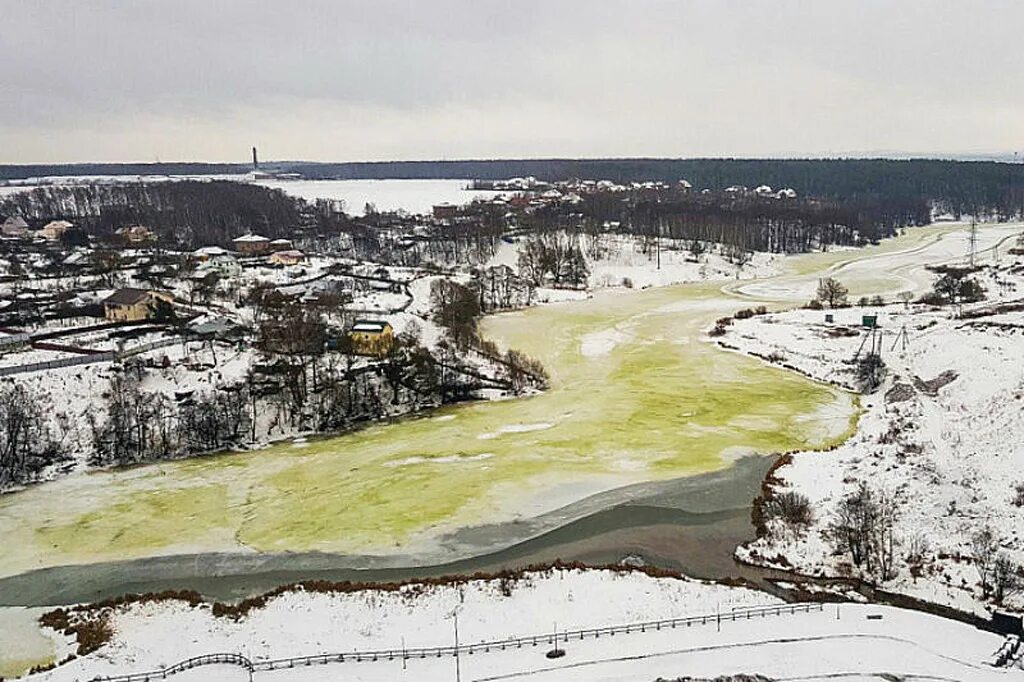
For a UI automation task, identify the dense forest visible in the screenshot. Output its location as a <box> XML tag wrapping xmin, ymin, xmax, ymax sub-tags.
<box><xmin>0</xmin><ymin>162</ymin><xmax>243</xmax><ymax>180</ymax></box>
<box><xmin>545</xmin><ymin>188</ymin><xmax>930</xmax><ymax>252</ymax></box>
<box><xmin>4</xmin><ymin>158</ymin><xmax>1022</xmax><ymax>220</ymax></box>
<box><xmin>0</xmin><ymin>181</ymin><xmax>315</xmax><ymax>248</ymax></box>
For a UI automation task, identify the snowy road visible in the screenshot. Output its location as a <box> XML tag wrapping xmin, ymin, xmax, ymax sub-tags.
<box><xmin>729</xmin><ymin>221</ymin><xmax>1023</xmax><ymax>304</ymax></box>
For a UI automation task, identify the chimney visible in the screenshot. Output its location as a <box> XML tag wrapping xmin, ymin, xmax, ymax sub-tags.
<box><xmin>252</xmin><ymin>146</ymin><xmax>258</xmax><ymax>170</ymax></box>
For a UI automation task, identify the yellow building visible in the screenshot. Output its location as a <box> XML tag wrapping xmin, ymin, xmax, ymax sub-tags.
<box><xmin>348</xmin><ymin>320</ymin><xmax>394</xmax><ymax>356</ymax></box>
<box><xmin>268</xmin><ymin>249</ymin><xmax>306</xmax><ymax>266</ymax></box>
<box><xmin>116</xmin><ymin>224</ymin><xmax>158</xmax><ymax>244</ymax></box>
<box><xmin>40</xmin><ymin>220</ymin><xmax>73</xmax><ymax>241</ymax></box>
<box><xmin>102</xmin><ymin>288</ymin><xmax>175</xmax><ymax>322</ymax></box>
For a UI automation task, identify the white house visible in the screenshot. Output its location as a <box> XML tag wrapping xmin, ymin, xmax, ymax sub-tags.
<box><xmin>1</xmin><ymin>216</ymin><xmax>29</xmax><ymax>238</ymax></box>
<box><xmin>202</xmin><ymin>253</ymin><xmax>242</xmax><ymax>277</ymax></box>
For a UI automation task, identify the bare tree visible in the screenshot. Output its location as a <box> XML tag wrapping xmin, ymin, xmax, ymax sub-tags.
<box><xmin>430</xmin><ymin>279</ymin><xmax>481</xmax><ymax>349</ymax></box>
<box><xmin>829</xmin><ymin>482</ymin><xmax>900</xmax><ymax>582</ymax></box>
<box><xmin>972</xmin><ymin>528</ymin><xmax>1001</xmax><ymax>599</ymax></box>
<box><xmin>817</xmin><ymin>277</ymin><xmax>849</xmax><ymax>308</ymax></box>
<box><xmin>0</xmin><ymin>383</ymin><xmax>65</xmax><ymax>485</ymax></box>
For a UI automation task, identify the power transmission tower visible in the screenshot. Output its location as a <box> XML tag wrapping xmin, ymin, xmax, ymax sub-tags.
<box><xmin>890</xmin><ymin>324</ymin><xmax>909</xmax><ymax>353</ymax></box>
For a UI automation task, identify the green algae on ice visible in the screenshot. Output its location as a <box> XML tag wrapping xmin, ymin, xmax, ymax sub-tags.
<box><xmin>1</xmin><ymin>280</ymin><xmax>855</xmax><ymax>575</ymax></box>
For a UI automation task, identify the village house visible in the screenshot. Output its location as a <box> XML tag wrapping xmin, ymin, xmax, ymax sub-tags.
<box><xmin>195</xmin><ymin>252</ymin><xmax>242</xmax><ymax>278</ymax></box>
<box><xmin>268</xmin><ymin>238</ymin><xmax>293</xmax><ymax>252</ymax></box>
<box><xmin>115</xmin><ymin>224</ymin><xmax>158</xmax><ymax>244</ymax></box>
<box><xmin>192</xmin><ymin>246</ymin><xmax>230</xmax><ymax>261</ymax></box>
<box><xmin>432</xmin><ymin>203</ymin><xmax>458</xmax><ymax>220</ymax></box>
<box><xmin>1</xmin><ymin>216</ymin><xmax>29</xmax><ymax>238</ymax></box>
<box><xmin>40</xmin><ymin>220</ymin><xmax>73</xmax><ymax>241</ymax></box>
<box><xmin>102</xmin><ymin>288</ymin><xmax>175</xmax><ymax>322</ymax></box>
<box><xmin>232</xmin><ymin>233</ymin><xmax>271</xmax><ymax>255</ymax></box>
<box><xmin>348</xmin><ymin>319</ymin><xmax>394</xmax><ymax>356</ymax></box>
<box><xmin>268</xmin><ymin>249</ymin><xmax>306</xmax><ymax>266</ymax></box>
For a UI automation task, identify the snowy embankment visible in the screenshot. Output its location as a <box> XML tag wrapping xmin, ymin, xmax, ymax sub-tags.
<box><xmin>486</xmin><ymin>234</ymin><xmax>781</xmax><ymax>295</ymax></box>
<box><xmin>28</xmin><ymin>567</ymin><xmax>1012</xmax><ymax>682</ymax></box>
<box><xmin>585</xmin><ymin>234</ymin><xmax>779</xmax><ymax>290</ymax></box>
<box><xmin>720</xmin><ymin>260</ymin><xmax>1024</xmax><ymax>616</ymax></box>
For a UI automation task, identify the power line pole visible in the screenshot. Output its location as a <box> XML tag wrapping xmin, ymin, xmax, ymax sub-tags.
<box><xmin>656</xmin><ymin>219</ymin><xmax>662</xmax><ymax>270</ymax></box>
<box><xmin>454</xmin><ymin>613</ymin><xmax>461</xmax><ymax>682</ymax></box>
<box><xmin>969</xmin><ymin>217</ymin><xmax>978</xmax><ymax>267</ymax></box>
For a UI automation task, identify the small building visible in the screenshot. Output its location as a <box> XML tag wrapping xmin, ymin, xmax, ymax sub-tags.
<box><xmin>269</xmin><ymin>238</ymin><xmax>294</xmax><ymax>252</ymax></box>
<box><xmin>40</xmin><ymin>220</ymin><xmax>73</xmax><ymax>241</ymax></box>
<box><xmin>199</xmin><ymin>253</ymin><xmax>242</xmax><ymax>278</ymax></box>
<box><xmin>193</xmin><ymin>246</ymin><xmax>230</xmax><ymax>261</ymax></box>
<box><xmin>348</xmin><ymin>320</ymin><xmax>394</xmax><ymax>356</ymax></box>
<box><xmin>1</xmin><ymin>216</ymin><xmax>29</xmax><ymax>238</ymax></box>
<box><xmin>268</xmin><ymin>249</ymin><xmax>306</xmax><ymax>266</ymax></box>
<box><xmin>102</xmin><ymin>288</ymin><xmax>175</xmax><ymax>322</ymax></box>
<box><xmin>62</xmin><ymin>251</ymin><xmax>91</xmax><ymax>269</ymax></box>
<box><xmin>432</xmin><ymin>203</ymin><xmax>458</xmax><ymax>220</ymax></box>
<box><xmin>116</xmin><ymin>224</ymin><xmax>158</xmax><ymax>244</ymax></box>
<box><xmin>232</xmin><ymin>233</ymin><xmax>271</xmax><ymax>255</ymax></box>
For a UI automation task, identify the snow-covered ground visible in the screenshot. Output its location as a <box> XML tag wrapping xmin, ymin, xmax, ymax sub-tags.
<box><xmin>486</xmin><ymin>234</ymin><xmax>782</xmax><ymax>293</ymax></box>
<box><xmin>585</xmin><ymin>235</ymin><xmax>780</xmax><ymax>290</ymax></box>
<box><xmin>254</xmin><ymin>179</ymin><xmax>502</xmax><ymax>216</ymax></box>
<box><xmin>28</xmin><ymin>568</ymin><xmax>1013</xmax><ymax>682</ymax></box>
<box><xmin>725</xmin><ymin>255</ymin><xmax>1024</xmax><ymax>616</ymax></box>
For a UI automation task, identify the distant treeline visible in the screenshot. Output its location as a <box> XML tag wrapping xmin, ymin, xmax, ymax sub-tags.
<box><xmin>0</xmin><ymin>162</ymin><xmax>243</xmax><ymax>180</ymax></box>
<box><xmin>0</xmin><ymin>181</ymin><xmax>312</xmax><ymax>247</ymax></box>
<box><xmin>555</xmin><ymin>188</ymin><xmax>928</xmax><ymax>252</ymax></box>
<box><xmin>3</xmin><ymin>158</ymin><xmax>1023</xmax><ymax>219</ymax></box>
<box><xmin>288</xmin><ymin>158</ymin><xmax>1024</xmax><ymax>219</ymax></box>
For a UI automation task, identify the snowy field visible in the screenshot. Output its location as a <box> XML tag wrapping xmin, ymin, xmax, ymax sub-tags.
<box><xmin>29</xmin><ymin>568</ymin><xmax>1012</xmax><ymax>682</ymax></box>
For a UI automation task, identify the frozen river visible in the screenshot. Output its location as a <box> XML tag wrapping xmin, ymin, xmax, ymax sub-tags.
<box><xmin>0</xmin><ymin>178</ymin><xmax>501</xmax><ymax>217</ymax></box>
<box><xmin>253</xmin><ymin>178</ymin><xmax>501</xmax><ymax>215</ymax></box>
<box><xmin>0</xmin><ymin>220</ymin><xmax>1018</xmax><ymax>677</ymax></box>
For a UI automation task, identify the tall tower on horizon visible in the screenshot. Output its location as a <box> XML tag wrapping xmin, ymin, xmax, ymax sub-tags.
<box><xmin>252</xmin><ymin>146</ymin><xmax>258</xmax><ymax>170</ymax></box>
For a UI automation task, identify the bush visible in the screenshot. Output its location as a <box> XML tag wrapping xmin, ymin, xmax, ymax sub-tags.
<box><xmin>764</xmin><ymin>491</ymin><xmax>814</xmax><ymax>529</ymax></box>
<box><xmin>734</xmin><ymin>308</ymin><xmax>755</xmax><ymax>319</ymax></box>
<box><xmin>856</xmin><ymin>353</ymin><xmax>886</xmax><ymax>393</ymax></box>
<box><xmin>1013</xmin><ymin>482</ymin><xmax>1024</xmax><ymax>507</ymax></box>
<box><xmin>806</xmin><ymin>299</ymin><xmax>824</xmax><ymax>310</ymax></box>
<box><xmin>754</xmin><ymin>305</ymin><xmax>768</xmax><ymax>315</ymax></box>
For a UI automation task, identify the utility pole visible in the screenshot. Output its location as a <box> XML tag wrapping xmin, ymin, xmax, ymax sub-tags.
<box><xmin>968</xmin><ymin>217</ymin><xmax>978</xmax><ymax>267</ymax></box>
<box><xmin>454</xmin><ymin>613</ymin><xmax>461</xmax><ymax>682</ymax></box>
<box><xmin>656</xmin><ymin>219</ymin><xmax>662</xmax><ymax>270</ymax></box>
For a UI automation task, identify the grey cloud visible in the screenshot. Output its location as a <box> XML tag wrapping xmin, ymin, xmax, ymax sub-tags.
<box><xmin>1</xmin><ymin>0</ymin><xmax>1022</xmax><ymax>162</ymax></box>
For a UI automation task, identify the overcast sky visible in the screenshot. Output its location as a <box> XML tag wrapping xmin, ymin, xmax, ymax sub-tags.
<box><xmin>2</xmin><ymin>0</ymin><xmax>1022</xmax><ymax>164</ymax></box>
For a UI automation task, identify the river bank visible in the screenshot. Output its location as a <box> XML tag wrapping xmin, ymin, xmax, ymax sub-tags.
<box><xmin>2</xmin><ymin>220</ymin><xmax>1006</xmax><ymax>678</ymax></box>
